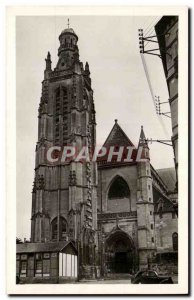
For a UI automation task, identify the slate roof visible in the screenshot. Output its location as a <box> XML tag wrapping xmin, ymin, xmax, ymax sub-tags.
<box><xmin>97</xmin><ymin>121</ymin><xmax>137</xmax><ymax>166</ymax></box>
<box><xmin>16</xmin><ymin>241</ymin><xmax>77</xmax><ymax>254</ymax></box>
<box><xmin>156</xmin><ymin>168</ymin><xmax>176</xmax><ymax>192</ymax></box>
<box><xmin>61</xmin><ymin>28</ymin><xmax>75</xmax><ymax>34</ymax></box>
<box><xmin>154</xmin><ymin>197</ymin><xmax>175</xmax><ymax>214</ymax></box>
<box><xmin>103</xmin><ymin>120</ymin><xmax>134</xmax><ymax>147</ymax></box>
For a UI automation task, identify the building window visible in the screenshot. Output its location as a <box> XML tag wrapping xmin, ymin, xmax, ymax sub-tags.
<box><xmin>35</xmin><ymin>253</ymin><xmax>42</xmax><ymax>277</ymax></box>
<box><xmin>149</xmin><ymin>197</ymin><xmax>151</xmax><ymax>202</ymax></box>
<box><xmin>20</xmin><ymin>261</ymin><xmax>27</xmax><ymax>277</ymax></box>
<box><xmin>172</xmin><ymin>232</ymin><xmax>178</xmax><ymax>251</ymax></box>
<box><xmin>43</xmin><ymin>253</ymin><xmax>50</xmax><ymax>277</ymax></box>
<box><xmin>43</xmin><ymin>253</ymin><xmax>50</xmax><ymax>259</ymax></box>
<box><xmin>150</xmin><ymin>211</ymin><xmax>152</xmax><ymax>215</ymax></box>
<box><xmin>108</xmin><ymin>176</ymin><xmax>130</xmax><ymax>199</ymax></box>
<box><xmin>151</xmin><ymin>237</ymin><xmax>154</xmax><ymax>243</ymax></box>
<box><xmin>51</xmin><ymin>253</ymin><xmax>57</xmax><ymax>258</ymax></box>
<box><xmin>35</xmin><ymin>261</ymin><xmax>42</xmax><ymax>277</ymax></box>
<box><xmin>54</xmin><ymin>87</ymin><xmax>68</xmax><ymax>144</ymax></box>
<box><xmin>151</xmin><ymin>224</ymin><xmax>153</xmax><ymax>230</ymax></box>
<box><xmin>16</xmin><ymin>261</ymin><xmax>20</xmax><ymax>276</ymax></box>
<box><xmin>21</xmin><ymin>254</ymin><xmax>27</xmax><ymax>260</ymax></box>
<box><xmin>61</xmin><ymin>218</ymin><xmax>67</xmax><ymax>239</ymax></box>
<box><xmin>51</xmin><ymin>216</ymin><xmax>68</xmax><ymax>241</ymax></box>
<box><xmin>51</xmin><ymin>218</ymin><xmax>58</xmax><ymax>240</ymax></box>
<box><xmin>148</xmin><ymin>185</ymin><xmax>150</xmax><ymax>190</ymax></box>
<box><xmin>172</xmin><ymin>211</ymin><xmax>176</xmax><ymax>219</ymax></box>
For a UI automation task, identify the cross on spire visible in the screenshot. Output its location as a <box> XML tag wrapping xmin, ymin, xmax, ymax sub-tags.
<box><xmin>67</xmin><ymin>18</ymin><xmax>70</xmax><ymax>28</ymax></box>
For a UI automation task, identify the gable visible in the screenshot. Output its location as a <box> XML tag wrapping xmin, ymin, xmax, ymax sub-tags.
<box><xmin>103</xmin><ymin>121</ymin><xmax>134</xmax><ymax>147</ymax></box>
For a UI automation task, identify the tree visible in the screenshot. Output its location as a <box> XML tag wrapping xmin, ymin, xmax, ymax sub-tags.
<box><xmin>16</xmin><ymin>237</ymin><xmax>23</xmax><ymax>244</ymax></box>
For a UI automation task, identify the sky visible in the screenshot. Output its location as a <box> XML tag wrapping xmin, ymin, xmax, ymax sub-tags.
<box><xmin>16</xmin><ymin>16</ymin><xmax>175</xmax><ymax>240</ymax></box>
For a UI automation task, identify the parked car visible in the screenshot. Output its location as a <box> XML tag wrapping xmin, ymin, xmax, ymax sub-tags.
<box><xmin>131</xmin><ymin>270</ymin><xmax>173</xmax><ymax>284</ymax></box>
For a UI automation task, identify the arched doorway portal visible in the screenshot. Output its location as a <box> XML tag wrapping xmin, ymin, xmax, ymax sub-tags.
<box><xmin>105</xmin><ymin>230</ymin><xmax>135</xmax><ymax>274</ymax></box>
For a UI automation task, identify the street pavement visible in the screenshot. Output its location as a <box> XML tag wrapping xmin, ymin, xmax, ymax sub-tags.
<box><xmin>78</xmin><ymin>279</ymin><xmax>131</xmax><ymax>284</ymax></box>
<box><xmin>78</xmin><ymin>276</ymin><xmax>178</xmax><ymax>284</ymax></box>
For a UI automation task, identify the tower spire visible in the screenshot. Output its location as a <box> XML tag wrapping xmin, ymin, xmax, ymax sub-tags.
<box><xmin>138</xmin><ymin>125</ymin><xmax>150</xmax><ymax>160</ymax></box>
<box><xmin>44</xmin><ymin>51</ymin><xmax>52</xmax><ymax>78</ymax></box>
<box><xmin>67</xmin><ymin>18</ymin><xmax>70</xmax><ymax>29</ymax></box>
<box><xmin>138</xmin><ymin>125</ymin><xmax>147</xmax><ymax>146</ymax></box>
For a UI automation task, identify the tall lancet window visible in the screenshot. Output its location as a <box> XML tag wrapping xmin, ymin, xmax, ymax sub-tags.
<box><xmin>51</xmin><ymin>217</ymin><xmax>68</xmax><ymax>241</ymax></box>
<box><xmin>54</xmin><ymin>87</ymin><xmax>68</xmax><ymax>145</ymax></box>
<box><xmin>54</xmin><ymin>87</ymin><xmax>60</xmax><ymax>145</ymax></box>
<box><xmin>62</xmin><ymin>87</ymin><xmax>68</xmax><ymax>145</ymax></box>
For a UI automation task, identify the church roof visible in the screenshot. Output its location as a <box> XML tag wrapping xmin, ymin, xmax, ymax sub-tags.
<box><xmin>59</xmin><ymin>27</ymin><xmax>78</xmax><ymax>40</ymax></box>
<box><xmin>61</xmin><ymin>28</ymin><xmax>75</xmax><ymax>34</ymax></box>
<box><xmin>97</xmin><ymin>120</ymin><xmax>137</xmax><ymax>167</ymax></box>
<box><xmin>156</xmin><ymin>168</ymin><xmax>176</xmax><ymax>192</ymax></box>
<box><xmin>103</xmin><ymin>120</ymin><xmax>134</xmax><ymax>147</ymax></box>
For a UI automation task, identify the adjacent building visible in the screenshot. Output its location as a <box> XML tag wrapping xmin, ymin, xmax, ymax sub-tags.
<box><xmin>155</xmin><ymin>16</ymin><xmax>178</xmax><ymax>193</ymax></box>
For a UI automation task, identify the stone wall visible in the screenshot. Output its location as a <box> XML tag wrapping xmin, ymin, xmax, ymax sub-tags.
<box><xmin>97</xmin><ymin>164</ymin><xmax>138</xmax><ymax>213</ymax></box>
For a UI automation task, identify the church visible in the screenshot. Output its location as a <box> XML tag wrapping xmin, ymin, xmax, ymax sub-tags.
<box><xmin>16</xmin><ymin>25</ymin><xmax>178</xmax><ymax>283</ymax></box>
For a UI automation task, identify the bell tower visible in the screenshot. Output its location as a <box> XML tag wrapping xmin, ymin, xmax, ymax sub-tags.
<box><xmin>31</xmin><ymin>24</ymin><xmax>98</xmax><ymax>279</ymax></box>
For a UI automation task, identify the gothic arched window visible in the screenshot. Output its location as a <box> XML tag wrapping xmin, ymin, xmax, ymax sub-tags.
<box><xmin>54</xmin><ymin>88</ymin><xmax>60</xmax><ymax>144</ymax></box>
<box><xmin>172</xmin><ymin>232</ymin><xmax>178</xmax><ymax>251</ymax></box>
<box><xmin>54</xmin><ymin>87</ymin><xmax>69</xmax><ymax>145</ymax></box>
<box><xmin>51</xmin><ymin>218</ymin><xmax>57</xmax><ymax>240</ymax></box>
<box><xmin>61</xmin><ymin>217</ymin><xmax>67</xmax><ymax>239</ymax></box>
<box><xmin>51</xmin><ymin>217</ymin><xmax>67</xmax><ymax>241</ymax></box>
<box><xmin>108</xmin><ymin>176</ymin><xmax>130</xmax><ymax>199</ymax></box>
<box><xmin>62</xmin><ymin>87</ymin><xmax>68</xmax><ymax>144</ymax></box>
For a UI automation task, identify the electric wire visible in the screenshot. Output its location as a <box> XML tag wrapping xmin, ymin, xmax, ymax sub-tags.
<box><xmin>144</xmin><ymin>29</ymin><xmax>156</xmax><ymax>47</ymax></box>
<box><xmin>144</xmin><ymin>16</ymin><xmax>159</xmax><ymax>36</ymax></box>
<box><xmin>144</xmin><ymin>18</ymin><xmax>160</xmax><ymax>37</ymax></box>
<box><xmin>140</xmin><ymin>53</ymin><xmax>169</xmax><ymax>137</ymax></box>
<box><xmin>141</xmin><ymin>16</ymin><xmax>156</xmax><ymax>32</ymax></box>
<box><xmin>143</xmin><ymin>16</ymin><xmax>158</xmax><ymax>34</ymax></box>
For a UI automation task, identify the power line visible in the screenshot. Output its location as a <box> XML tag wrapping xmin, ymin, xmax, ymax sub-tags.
<box><xmin>140</xmin><ymin>54</ymin><xmax>169</xmax><ymax>137</ymax></box>
<box><xmin>140</xmin><ymin>54</ymin><xmax>155</xmax><ymax>104</ymax></box>
<box><xmin>144</xmin><ymin>17</ymin><xmax>161</xmax><ymax>37</ymax></box>
<box><xmin>145</xmin><ymin>27</ymin><xmax>156</xmax><ymax>38</ymax></box>
<box><xmin>144</xmin><ymin>16</ymin><xmax>157</xmax><ymax>33</ymax></box>
<box><xmin>144</xmin><ymin>30</ymin><xmax>156</xmax><ymax>47</ymax></box>
<box><xmin>143</xmin><ymin>16</ymin><xmax>157</xmax><ymax>33</ymax></box>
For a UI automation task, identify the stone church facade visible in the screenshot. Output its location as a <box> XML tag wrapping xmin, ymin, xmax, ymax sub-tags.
<box><xmin>16</xmin><ymin>26</ymin><xmax>178</xmax><ymax>282</ymax></box>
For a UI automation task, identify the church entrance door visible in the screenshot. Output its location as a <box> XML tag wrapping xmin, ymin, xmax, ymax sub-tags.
<box><xmin>105</xmin><ymin>230</ymin><xmax>135</xmax><ymax>274</ymax></box>
<box><xmin>115</xmin><ymin>252</ymin><xmax>128</xmax><ymax>273</ymax></box>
